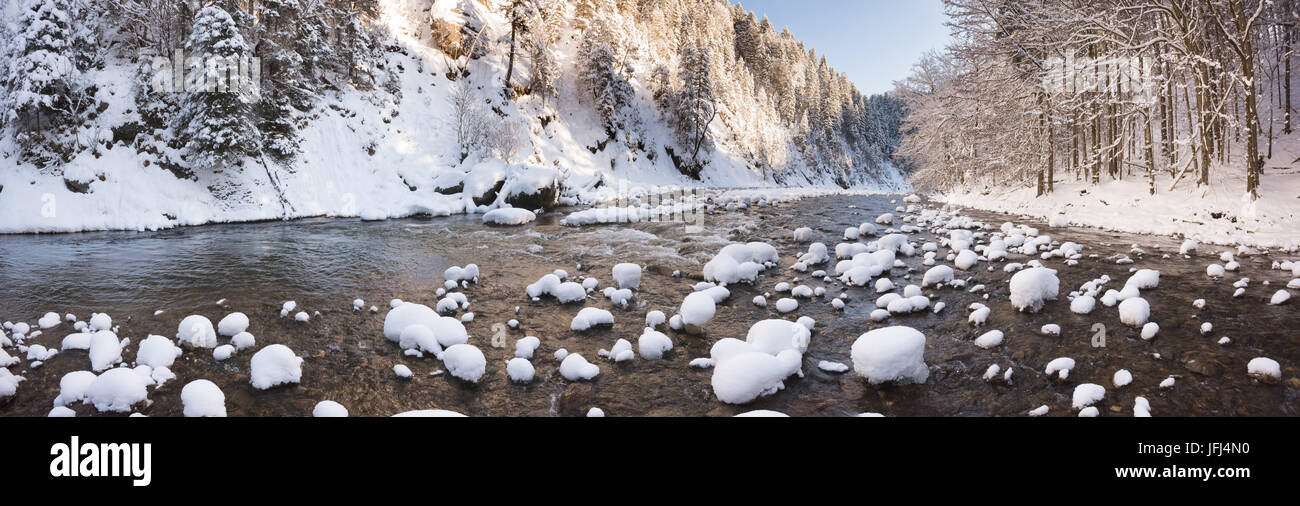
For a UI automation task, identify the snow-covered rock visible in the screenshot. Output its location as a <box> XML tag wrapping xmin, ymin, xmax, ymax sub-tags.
<box><xmin>1009</xmin><ymin>267</ymin><xmax>1059</xmax><ymax>312</ymax></box>
<box><xmin>506</xmin><ymin>358</ymin><xmax>535</xmax><ymax>383</ymax></box>
<box><xmin>1247</xmin><ymin>357</ymin><xmax>1282</xmax><ymax>381</ymax></box>
<box><xmin>637</xmin><ymin>328</ymin><xmax>673</xmax><ymax>360</ymax></box>
<box><xmin>177</xmin><ymin>315</ymin><xmax>218</xmax><ymax>348</ymax></box>
<box><xmin>313</xmin><ymin>400</ymin><xmax>349</xmax><ymax>417</ymax></box>
<box><xmin>559</xmin><ymin>353</ymin><xmax>600</xmax><ymax>381</ymax></box>
<box><xmin>87</xmin><ymin>368</ymin><xmax>148</xmax><ymax>413</ymax></box>
<box><xmin>1118</xmin><ymin>297</ymin><xmax>1151</xmax><ymax>327</ymax></box>
<box><xmin>442</xmin><ymin>344</ymin><xmax>486</xmax><ymax>383</ymax></box>
<box><xmin>1072</xmin><ymin>383</ymin><xmax>1106</xmax><ymax>410</ymax></box>
<box><xmin>249</xmin><ymin>344</ymin><xmax>303</xmax><ymax>390</ymax></box>
<box><xmin>217</xmin><ymin>312</ymin><xmax>249</xmax><ymax>337</ymax></box>
<box><xmin>571</xmin><ymin>307</ymin><xmax>615</xmax><ymax>331</ymax></box>
<box><xmin>181</xmin><ymin>379</ymin><xmax>226</xmax><ymax>417</ymax></box>
<box><xmin>482</xmin><ymin>207</ymin><xmax>536</xmax><ymax>225</ymax></box>
<box><xmin>850</xmin><ymin>326</ymin><xmax>929</xmax><ymax>384</ymax></box>
<box><xmin>612</xmin><ymin>263</ymin><xmax>642</xmax><ymax>290</ymax></box>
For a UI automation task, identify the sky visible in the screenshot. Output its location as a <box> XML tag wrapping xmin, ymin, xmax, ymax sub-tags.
<box><xmin>734</xmin><ymin>0</ymin><xmax>952</xmax><ymax>95</ymax></box>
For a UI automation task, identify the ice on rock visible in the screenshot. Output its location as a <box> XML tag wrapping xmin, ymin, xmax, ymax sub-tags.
<box><xmin>217</xmin><ymin>312</ymin><xmax>249</xmax><ymax>337</ymax></box>
<box><xmin>819</xmin><ymin>361</ymin><xmax>850</xmax><ymax>373</ymax></box>
<box><xmin>612</xmin><ymin>263</ymin><xmax>642</xmax><ymax>290</ymax></box>
<box><xmin>559</xmin><ymin>353</ymin><xmax>600</xmax><ymax>381</ymax></box>
<box><xmin>177</xmin><ymin>314</ymin><xmax>218</xmax><ymax>348</ymax></box>
<box><xmin>250</xmin><ymin>344</ymin><xmax>304</xmax><ymax>390</ymax></box>
<box><xmin>506</xmin><ymin>358</ymin><xmax>535</xmax><ymax>383</ymax></box>
<box><xmin>1009</xmin><ymin>267</ymin><xmax>1059</xmax><ymax>312</ymax></box>
<box><xmin>87</xmin><ymin>368</ymin><xmax>148</xmax><ymax>412</ymax></box>
<box><xmin>442</xmin><ymin>344</ymin><xmax>486</xmax><ymax>382</ymax></box>
<box><xmin>181</xmin><ymin>379</ymin><xmax>227</xmax><ymax>417</ymax></box>
<box><xmin>850</xmin><ymin>326</ymin><xmax>929</xmax><ymax>385</ymax></box>
<box><xmin>313</xmin><ymin>400</ymin><xmax>348</xmax><ymax>417</ymax></box>
<box><xmin>638</xmin><ymin>328</ymin><xmax>673</xmax><ymax>360</ymax></box>
<box><xmin>973</xmin><ymin>330</ymin><xmax>1004</xmax><ymax>349</ymax></box>
<box><xmin>571</xmin><ymin>307</ymin><xmax>615</xmax><ymax>331</ymax></box>
<box><xmin>1118</xmin><ymin>297</ymin><xmax>1151</xmax><ymax>327</ymax></box>
<box><xmin>88</xmin><ymin>330</ymin><xmax>124</xmax><ymax>371</ymax></box>
<box><xmin>1247</xmin><ymin>357</ymin><xmax>1282</xmax><ymax>381</ymax></box>
<box><xmin>1072</xmin><ymin>383</ymin><xmax>1106</xmax><ymax>410</ymax></box>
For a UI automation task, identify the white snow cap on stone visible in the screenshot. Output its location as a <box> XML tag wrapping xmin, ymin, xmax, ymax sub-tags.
<box><xmin>181</xmin><ymin>379</ymin><xmax>227</xmax><ymax>417</ymax></box>
<box><xmin>1009</xmin><ymin>267</ymin><xmax>1059</xmax><ymax>312</ymax></box>
<box><xmin>442</xmin><ymin>344</ymin><xmax>487</xmax><ymax>383</ymax></box>
<box><xmin>177</xmin><ymin>314</ymin><xmax>218</xmax><ymax>348</ymax></box>
<box><xmin>250</xmin><ymin>344</ymin><xmax>303</xmax><ymax>390</ymax></box>
<box><xmin>851</xmin><ymin>326</ymin><xmax>929</xmax><ymax>385</ymax></box>
<box><xmin>217</xmin><ymin>312</ymin><xmax>249</xmax><ymax>337</ymax></box>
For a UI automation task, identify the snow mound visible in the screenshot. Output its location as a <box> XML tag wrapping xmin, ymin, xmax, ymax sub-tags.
<box><xmin>1009</xmin><ymin>267</ymin><xmax>1059</xmax><ymax>312</ymax></box>
<box><xmin>482</xmin><ymin>207</ymin><xmax>536</xmax><ymax>225</ymax></box>
<box><xmin>559</xmin><ymin>353</ymin><xmax>600</xmax><ymax>381</ymax></box>
<box><xmin>612</xmin><ymin>263</ymin><xmax>642</xmax><ymax>290</ymax></box>
<box><xmin>1118</xmin><ymin>297</ymin><xmax>1151</xmax><ymax>326</ymax></box>
<box><xmin>217</xmin><ymin>312</ymin><xmax>250</xmax><ymax>336</ymax></box>
<box><xmin>745</xmin><ymin>319</ymin><xmax>811</xmax><ymax>356</ymax></box>
<box><xmin>571</xmin><ymin>307</ymin><xmax>615</xmax><ymax>331</ymax></box>
<box><xmin>88</xmin><ymin>330</ymin><xmax>124</xmax><ymax>371</ymax></box>
<box><xmin>177</xmin><ymin>314</ymin><xmax>218</xmax><ymax>348</ymax></box>
<box><xmin>1247</xmin><ymin>357</ymin><xmax>1282</xmax><ymax>381</ymax></box>
<box><xmin>313</xmin><ymin>400</ymin><xmax>349</xmax><ymax>417</ymax></box>
<box><xmin>181</xmin><ymin>379</ymin><xmax>227</xmax><ymax>417</ymax></box>
<box><xmin>87</xmin><ymin>368</ymin><xmax>148</xmax><ymax>413</ymax></box>
<box><xmin>709</xmin><ymin>341</ymin><xmax>801</xmax><ymax>404</ymax></box>
<box><xmin>638</xmin><ymin>328</ymin><xmax>673</xmax><ymax>360</ymax></box>
<box><xmin>507</xmin><ymin>358</ymin><xmax>535</xmax><ymax>383</ymax></box>
<box><xmin>250</xmin><ymin>344</ymin><xmax>303</xmax><ymax>390</ymax></box>
<box><xmin>442</xmin><ymin>344</ymin><xmax>486</xmax><ymax>383</ymax></box>
<box><xmin>850</xmin><ymin>326</ymin><xmax>929</xmax><ymax>384</ymax></box>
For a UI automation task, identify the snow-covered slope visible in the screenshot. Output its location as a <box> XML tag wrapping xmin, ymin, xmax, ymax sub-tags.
<box><xmin>0</xmin><ymin>0</ymin><xmax>908</xmax><ymax>234</ymax></box>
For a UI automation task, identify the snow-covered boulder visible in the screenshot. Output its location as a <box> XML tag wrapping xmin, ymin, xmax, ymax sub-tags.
<box><xmin>482</xmin><ymin>207</ymin><xmax>536</xmax><ymax>226</ymax></box>
<box><xmin>1009</xmin><ymin>267</ymin><xmax>1059</xmax><ymax>312</ymax></box>
<box><xmin>217</xmin><ymin>312</ymin><xmax>249</xmax><ymax>337</ymax></box>
<box><xmin>1118</xmin><ymin>297</ymin><xmax>1150</xmax><ymax>327</ymax></box>
<box><xmin>87</xmin><ymin>368</ymin><xmax>148</xmax><ymax>413</ymax></box>
<box><xmin>181</xmin><ymin>379</ymin><xmax>227</xmax><ymax>417</ymax></box>
<box><xmin>850</xmin><ymin>326</ymin><xmax>929</xmax><ymax>384</ymax></box>
<box><xmin>442</xmin><ymin>344</ymin><xmax>486</xmax><ymax>383</ymax></box>
<box><xmin>559</xmin><ymin>353</ymin><xmax>600</xmax><ymax>381</ymax></box>
<box><xmin>177</xmin><ymin>315</ymin><xmax>218</xmax><ymax>348</ymax></box>
<box><xmin>249</xmin><ymin>344</ymin><xmax>303</xmax><ymax>390</ymax></box>
<box><xmin>571</xmin><ymin>307</ymin><xmax>615</xmax><ymax>331</ymax></box>
<box><xmin>612</xmin><ymin>263</ymin><xmax>642</xmax><ymax>290</ymax></box>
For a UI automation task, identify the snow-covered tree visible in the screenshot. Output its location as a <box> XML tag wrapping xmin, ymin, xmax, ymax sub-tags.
<box><xmin>177</xmin><ymin>5</ymin><xmax>260</xmax><ymax>169</ymax></box>
<box><xmin>672</xmin><ymin>42</ymin><xmax>718</xmax><ymax>175</ymax></box>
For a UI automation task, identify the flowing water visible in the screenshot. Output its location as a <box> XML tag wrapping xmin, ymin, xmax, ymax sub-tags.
<box><xmin>1</xmin><ymin>194</ymin><xmax>1296</xmax><ymax>416</ymax></box>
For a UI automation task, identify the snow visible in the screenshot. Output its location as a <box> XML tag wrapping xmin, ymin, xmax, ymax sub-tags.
<box><xmin>1134</xmin><ymin>397</ymin><xmax>1152</xmax><ymax>417</ymax></box>
<box><xmin>394</xmin><ymin>364</ymin><xmax>413</xmax><ymax>378</ymax></box>
<box><xmin>637</xmin><ymin>328</ymin><xmax>673</xmax><ymax>360</ymax></box>
<box><xmin>1179</xmin><ymin>240</ymin><xmax>1198</xmax><ymax>255</ymax></box>
<box><xmin>818</xmin><ymin>360</ymin><xmax>850</xmax><ymax>373</ymax></box>
<box><xmin>86</xmin><ymin>330</ymin><xmax>123</xmax><ymax>372</ymax></box>
<box><xmin>1270</xmin><ymin>290</ymin><xmax>1291</xmax><ymax>305</ymax></box>
<box><xmin>1118</xmin><ymin>297</ymin><xmax>1151</xmax><ymax>327</ymax></box>
<box><xmin>181</xmin><ymin>379</ymin><xmax>227</xmax><ymax>417</ymax></box>
<box><xmin>710</xmin><ymin>343</ymin><xmax>801</xmax><ymax>404</ymax></box>
<box><xmin>850</xmin><ymin>326</ymin><xmax>930</xmax><ymax>385</ymax></box>
<box><xmin>954</xmin><ymin>249</ymin><xmax>979</xmax><ymax>270</ymax></box>
<box><xmin>231</xmin><ymin>331</ymin><xmax>256</xmax><ymax>351</ymax></box>
<box><xmin>679</xmin><ymin>292</ymin><xmax>716</xmax><ymax>329</ymax></box>
<box><xmin>774</xmin><ymin>298</ymin><xmax>799</xmax><ymax>313</ymax></box>
<box><xmin>294</xmin><ymin>311</ymin><xmax>310</xmax><ymax>322</ymax></box>
<box><xmin>921</xmin><ymin>265</ymin><xmax>954</xmax><ymax>287</ymax></box>
<box><xmin>1159</xmin><ymin>376</ymin><xmax>1176</xmax><ymax>389</ymax></box>
<box><xmin>514</xmin><ymin>336</ymin><xmax>541</xmax><ymax>358</ymax></box>
<box><xmin>89</xmin><ymin>313</ymin><xmax>112</xmax><ymax>331</ymax></box>
<box><xmin>1078</xmin><ymin>407</ymin><xmax>1100</xmax><ymax>417</ymax></box>
<box><xmin>313</xmin><ymin>401</ymin><xmax>349</xmax><ymax>417</ymax></box>
<box><xmin>1070</xmin><ymin>295</ymin><xmax>1096</xmax><ymax>314</ymax></box>
<box><xmin>48</xmin><ymin>406</ymin><xmax>76</xmax><ymax>417</ymax></box>
<box><xmin>1247</xmin><ymin>357</ymin><xmax>1282</xmax><ymax>381</ymax></box>
<box><xmin>973</xmin><ymin>330</ymin><xmax>1004</xmax><ymax>349</ymax></box>
<box><xmin>506</xmin><ymin>358</ymin><xmax>534</xmax><ymax>383</ymax></box>
<box><xmin>571</xmin><ymin>307</ymin><xmax>615</xmax><ymax>331</ymax></box>
<box><xmin>442</xmin><ymin>344</ymin><xmax>486</xmax><ymax>383</ymax></box>
<box><xmin>1045</xmin><ymin>357</ymin><xmax>1075</xmax><ymax>379</ymax></box>
<box><xmin>482</xmin><ymin>207</ymin><xmax>536</xmax><ymax>225</ymax></box>
<box><xmin>384</xmin><ymin>303</ymin><xmax>468</xmax><ymax>348</ymax></box>
<box><xmin>217</xmin><ymin>312</ymin><xmax>250</xmax><ymax>336</ymax></box>
<box><xmin>249</xmin><ymin>344</ymin><xmax>303</xmax><ymax>390</ymax></box>
<box><xmin>526</xmin><ymin>274</ymin><xmax>587</xmax><ymax>303</ymax></box>
<box><xmin>611</xmin><ymin>263</ymin><xmax>642</xmax><ymax>290</ymax></box>
<box><xmin>559</xmin><ymin>354</ymin><xmax>600</xmax><ymax>381</ymax></box>
<box><xmin>392</xmin><ymin>410</ymin><xmax>468</xmax><ymax>417</ymax></box>
<box><xmin>645</xmin><ymin>310</ymin><xmax>666</xmax><ymax>328</ymax></box>
<box><xmin>444</xmin><ymin>264</ymin><xmax>480</xmax><ymax>284</ymax></box>
<box><xmin>1207</xmin><ymin>264</ymin><xmax>1226</xmax><ymax>278</ymax></box>
<box><xmin>0</xmin><ymin>369</ymin><xmax>23</xmax><ymax>398</ymax></box>
<box><xmin>1028</xmin><ymin>405</ymin><xmax>1050</xmax><ymax>417</ymax></box>
<box><xmin>1125</xmin><ymin>269</ymin><xmax>1160</xmax><ymax>290</ymax></box>
<box><xmin>87</xmin><ymin>368</ymin><xmax>148</xmax><ymax>413</ymax></box>
<box><xmin>213</xmin><ymin>344</ymin><xmax>235</xmax><ymax>361</ymax></box>
<box><xmin>1009</xmin><ymin>267</ymin><xmax>1059</xmax><ymax>312</ymax></box>
<box><xmin>177</xmin><ymin>314</ymin><xmax>218</xmax><ymax>348</ymax></box>
<box><xmin>1071</xmin><ymin>383</ymin><xmax>1106</xmax><ymax>410</ymax></box>
<box><xmin>1041</xmin><ymin>323</ymin><xmax>1061</xmax><ymax>336</ymax></box>
<box><xmin>746</xmin><ymin>319</ymin><xmax>812</xmax><ymax>356</ymax></box>
<box><xmin>38</xmin><ymin>312</ymin><xmax>60</xmax><ymax>329</ymax></box>
<box><xmin>1113</xmin><ymin>369</ymin><xmax>1133</xmax><ymax>387</ymax></box>
<box><xmin>1140</xmin><ymin>322</ymin><xmax>1160</xmax><ymax>340</ymax></box>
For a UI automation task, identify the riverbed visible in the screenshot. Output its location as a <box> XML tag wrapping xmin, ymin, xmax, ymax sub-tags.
<box><xmin>1</xmin><ymin>194</ymin><xmax>1296</xmax><ymax>416</ymax></box>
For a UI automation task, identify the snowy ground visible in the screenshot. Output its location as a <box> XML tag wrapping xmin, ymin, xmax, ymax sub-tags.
<box><xmin>936</xmin><ymin>165</ymin><xmax>1300</xmax><ymax>252</ymax></box>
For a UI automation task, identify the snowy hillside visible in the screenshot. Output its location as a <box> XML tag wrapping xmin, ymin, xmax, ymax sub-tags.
<box><xmin>0</xmin><ymin>0</ymin><xmax>909</xmax><ymax>233</ymax></box>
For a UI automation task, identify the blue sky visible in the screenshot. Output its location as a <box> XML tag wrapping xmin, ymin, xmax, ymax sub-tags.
<box><xmin>733</xmin><ymin>0</ymin><xmax>952</xmax><ymax>95</ymax></box>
